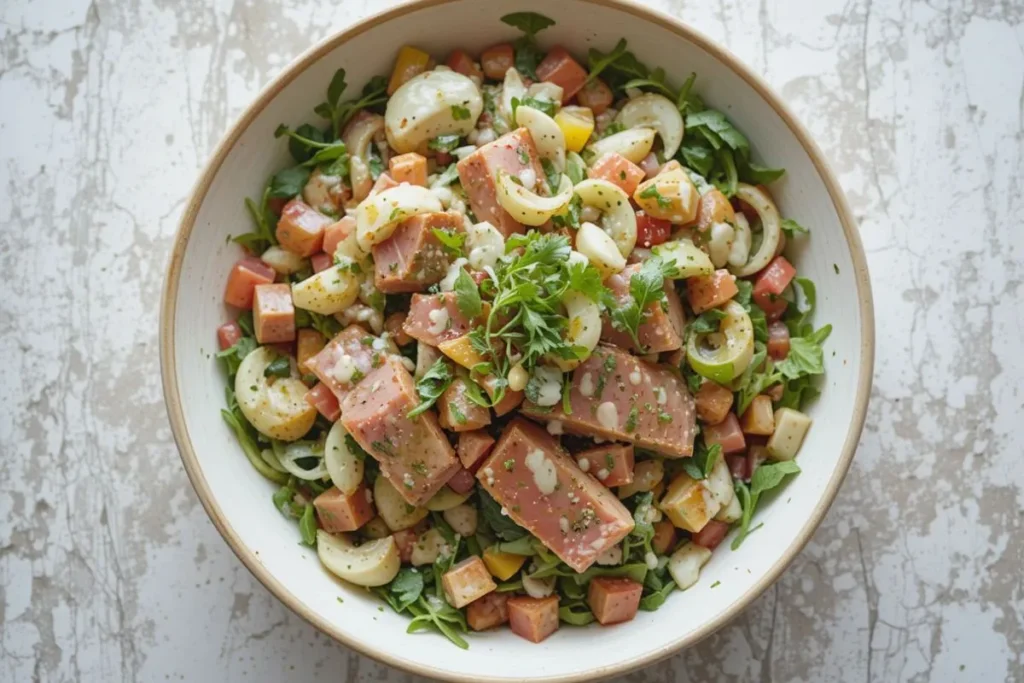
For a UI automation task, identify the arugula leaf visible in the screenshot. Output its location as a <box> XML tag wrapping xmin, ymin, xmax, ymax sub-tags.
<box><xmin>428</xmin><ymin>134</ymin><xmax>462</xmax><ymax>153</ymax></box>
<box><xmin>263</xmin><ymin>355</ymin><xmax>291</xmax><ymax>379</ymax></box>
<box><xmin>500</xmin><ymin>11</ymin><xmax>555</xmax><ymax>35</ymax></box>
<box><xmin>585</xmin><ymin>38</ymin><xmax>628</xmax><ymax>84</ymax></box>
<box><xmin>622</xmin><ymin>492</ymin><xmax>655</xmax><ymax>561</ymax></box>
<box><xmin>454</xmin><ymin>269</ymin><xmax>482</xmax><ymax>318</ymax></box>
<box><xmin>781</xmin><ymin>218</ymin><xmax>809</xmax><ymax>236</ymax></box>
<box><xmin>381</xmin><ymin>567</ymin><xmax>425</xmax><ymax>612</ymax></box>
<box><xmin>272</xmin><ymin>480</ymin><xmax>299</xmax><ymax>518</ymax></box>
<box><xmin>776</xmin><ymin>325</ymin><xmax>832</xmax><ymax>379</ymax></box>
<box><xmin>540</xmin><ymin>157</ymin><xmax>561</xmax><ymax>194</ymax></box>
<box><xmin>221</xmin><ymin>399</ymin><xmax>288</xmax><ymax>484</ymax></box>
<box><xmin>679</xmin><ymin>135</ymin><xmax>716</xmax><ymax>177</ymax></box>
<box><xmin>689</xmin><ymin>308</ymin><xmax>726</xmax><ymax>335</ymax></box>
<box><xmin>640</xmin><ymin>580</ymin><xmax>676</xmax><ymax>611</ymax></box>
<box><xmin>778</xmin><ymin>375</ymin><xmax>820</xmax><ymax>410</ymax></box>
<box><xmin>676</xmin><ymin>72</ymin><xmax>699</xmax><ymax>113</ymax></box>
<box><xmin>315</xmin><ymin>69</ymin><xmax>389</xmax><ymax>136</ymax></box>
<box><xmin>739</xmin><ymin>156</ymin><xmax>786</xmax><ymax>184</ymax></box>
<box><xmin>733</xmin><ymin>280</ymin><xmax>768</xmax><ymax>343</ymax></box>
<box><xmin>559</xmin><ymin>602</ymin><xmax>596</xmax><ymax>626</ymax></box>
<box><xmin>275</xmin><ymin>123</ymin><xmax>326</xmax><ymax>163</ymax></box>
<box><xmin>681</xmin><ymin>442</ymin><xmax>722</xmax><ymax>481</ymax></box>
<box><xmin>268</xmin><ymin>166</ymin><xmax>311</xmax><ymax>199</ymax></box>
<box><xmin>515</xmin><ymin>96</ymin><xmax>557</xmax><ymax>118</ymax></box>
<box><xmin>623</xmin><ymin>74</ymin><xmax>675</xmax><ymax>99</ymax></box>
<box><xmin>408</xmin><ymin>358</ymin><xmax>454</xmax><ymax>418</ymax></box>
<box><xmin>216</xmin><ymin>336</ymin><xmax>257</xmax><ymax>377</ymax></box>
<box><xmin>478</xmin><ymin>490</ymin><xmax>528</xmax><ymax>542</ymax></box>
<box><xmin>731</xmin><ymin>461</ymin><xmax>801</xmax><ymax>549</ymax></box>
<box><xmin>298</xmin><ymin>504</ymin><xmax>318</xmax><ymax>546</ymax></box>
<box><xmin>685</xmin><ymin>110</ymin><xmax>750</xmax><ymax>155</ymax></box>
<box><xmin>405</xmin><ymin>594</ymin><xmax>469</xmax><ymax>649</ymax></box>
<box><xmin>500</xmin><ymin>12</ymin><xmax>555</xmax><ymax>81</ymax></box>
<box><xmin>431</xmin><ymin>227</ymin><xmax>465</xmax><ymax>259</ymax></box>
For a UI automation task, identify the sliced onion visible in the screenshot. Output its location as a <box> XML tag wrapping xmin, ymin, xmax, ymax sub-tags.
<box><xmin>277</xmin><ymin>441</ymin><xmax>328</xmax><ymax>481</ymax></box>
<box><xmin>587</xmin><ymin>127</ymin><xmax>657</xmax><ymax>164</ymax></box>
<box><xmin>575</xmin><ymin>221</ymin><xmax>626</xmax><ymax>279</ymax></box>
<box><xmin>324</xmin><ymin>421</ymin><xmax>364</xmax><ymax>495</ymax></box>
<box><xmin>235</xmin><ymin>347</ymin><xmax>316</xmax><ymax>442</ymax></box>
<box><xmin>355</xmin><ymin>184</ymin><xmax>442</xmax><ymax>251</ymax></box>
<box><xmin>342</xmin><ymin>112</ymin><xmax>385</xmax><ymax>161</ymax></box>
<box><xmin>548</xmin><ymin>291</ymin><xmax>602</xmax><ymax>371</ymax></box>
<box><xmin>572</xmin><ymin>179</ymin><xmax>637</xmax><ymax>257</ymax></box>
<box><xmin>515</xmin><ymin>105</ymin><xmax>566</xmax><ymax>172</ymax></box>
<box><xmin>615</xmin><ymin>94</ymin><xmax>684</xmax><ymax>158</ymax></box>
<box><xmin>385</xmin><ymin>70</ymin><xmax>483</xmax><ymax>154</ymax></box>
<box><xmin>495</xmin><ymin>171</ymin><xmax>573</xmax><ymax>226</ymax></box>
<box><xmin>501</xmin><ymin>68</ymin><xmax>528</xmax><ymax>125</ymax></box>
<box><xmin>729</xmin><ymin>183</ymin><xmax>781</xmax><ymax>277</ymax></box>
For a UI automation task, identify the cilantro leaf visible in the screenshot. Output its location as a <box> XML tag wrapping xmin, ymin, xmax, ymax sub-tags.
<box><xmin>450</xmin><ymin>104</ymin><xmax>471</xmax><ymax>121</ymax></box>
<box><xmin>688</xmin><ymin>308</ymin><xmax>726</xmax><ymax>335</ymax></box>
<box><xmin>500</xmin><ymin>13</ymin><xmax>554</xmax><ymax>81</ymax></box>
<box><xmin>776</xmin><ymin>325</ymin><xmax>832</xmax><ymax>379</ymax></box>
<box><xmin>268</xmin><ymin>166</ymin><xmax>311</xmax><ymax>199</ymax></box>
<box><xmin>638</xmin><ymin>183</ymin><xmax>672</xmax><ymax>209</ymax></box>
<box><xmin>454</xmin><ymin>269</ymin><xmax>482</xmax><ymax>318</ymax></box>
<box><xmin>431</xmin><ymin>227</ymin><xmax>465</xmax><ymax>259</ymax></box>
<box><xmin>551</xmin><ymin>193</ymin><xmax>583</xmax><ymax>230</ymax></box>
<box><xmin>500</xmin><ymin>11</ymin><xmax>555</xmax><ymax>36</ymax></box>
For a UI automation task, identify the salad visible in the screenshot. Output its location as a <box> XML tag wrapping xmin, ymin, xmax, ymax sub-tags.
<box><xmin>216</xmin><ymin>12</ymin><xmax>831</xmax><ymax>648</ymax></box>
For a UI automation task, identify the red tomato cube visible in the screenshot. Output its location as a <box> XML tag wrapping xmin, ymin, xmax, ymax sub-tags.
<box><xmin>481</xmin><ymin>43</ymin><xmax>514</xmax><ymax>80</ymax></box>
<box><xmin>305</xmin><ymin>382</ymin><xmax>341</xmax><ymax>422</ymax></box>
<box><xmin>587</xmin><ymin>577</ymin><xmax>642</xmax><ymax>625</ymax></box>
<box><xmin>753</xmin><ymin>256</ymin><xmax>796</xmax><ymax>321</ymax></box>
<box><xmin>691</xmin><ymin>519</ymin><xmax>729</xmax><ymax>550</ymax></box>
<box><xmin>217</xmin><ymin>321</ymin><xmax>243</xmax><ymax>350</ymax></box>
<box><xmin>687</xmin><ymin>269</ymin><xmax>739</xmax><ymax>314</ymax></box>
<box><xmin>507</xmin><ymin>596</ymin><xmax>560</xmax><ymax>643</ymax></box>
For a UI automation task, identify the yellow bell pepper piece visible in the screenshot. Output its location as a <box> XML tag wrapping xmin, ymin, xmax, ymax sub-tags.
<box><xmin>483</xmin><ymin>547</ymin><xmax>527</xmax><ymax>581</ymax></box>
<box><xmin>388</xmin><ymin>46</ymin><xmax>432</xmax><ymax>95</ymax></box>
<box><xmin>554</xmin><ymin>106</ymin><xmax>596</xmax><ymax>153</ymax></box>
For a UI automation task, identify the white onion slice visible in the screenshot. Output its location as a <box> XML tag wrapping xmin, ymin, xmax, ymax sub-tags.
<box><xmin>587</xmin><ymin>127</ymin><xmax>657</xmax><ymax>164</ymax></box>
<box><xmin>324</xmin><ymin>421</ymin><xmax>364</xmax><ymax>495</ymax></box>
<box><xmin>572</xmin><ymin>179</ymin><xmax>637</xmax><ymax>257</ymax></box>
<box><xmin>515</xmin><ymin>105</ymin><xmax>566</xmax><ymax>172</ymax></box>
<box><xmin>615</xmin><ymin>94</ymin><xmax>684</xmax><ymax>158</ymax></box>
<box><xmin>495</xmin><ymin>172</ymin><xmax>573</xmax><ymax>226</ymax></box>
<box><xmin>729</xmin><ymin>183</ymin><xmax>781</xmax><ymax>276</ymax></box>
<box><xmin>355</xmin><ymin>184</ymin><xmax>442</xmax><ymax>251</ymax></box>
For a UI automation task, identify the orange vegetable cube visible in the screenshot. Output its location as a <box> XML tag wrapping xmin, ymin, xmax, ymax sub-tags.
<box><xmin>687</xmin><ymin>269</ymin><xmax>739</xmax><ymax>314</ymax></box>
<box><xmin>224</xmin><ymin>256</ymin><xmax>275</xmax><ymax>309</ymax></box>
<box><xmin>252</xmin><ymin>283</ymin><xmax>295</xmax><ymax>344</ymax></box>
<box><xmin>313</xmin><ymin>485</ymin><xmax>375</xmax><ymax>533</ymax></box>
<box><xmin>695</xmin><ymin>381</ymin><xmax>734</xmax><ymax>425</ymax></box>
<box><xmin>276</xmin><ymin>199</ymin><xmax>331</xmax><ymax>257</ymax></box>
<box><xmin>388</xmin><ymin>152</ymin><xmax>428</xmax><ymax>187</ymax></box>
<box><xmin>741</xmin><ymin>395</ymin><xmax>776</xmax><ymax>435</ymax></box>
<box><xmin>588</xmin><ymin>152</ymin><xmax>645</xmax><ymax>196</ymax></box>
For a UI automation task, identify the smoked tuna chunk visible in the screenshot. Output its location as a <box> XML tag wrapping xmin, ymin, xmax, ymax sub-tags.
<box><xmin>276</xmin><ymin>198</ymin><xmax>331</xmax><ymax>257</ymax></box>
<box><xmin>438</xmin><ymin>377</ymin><xmax>491</xmax><ymax>432</ymax></box>
<box><xmin>313</xmin><ymin>485</ymin><xmax>375</xmax><ymax>533</ymax></box>
<box><xmin>303</xmin><ymin>325</ymin><xmax>388</xmax><ymax>404</ymax></box>
<box><xmin>457</xmin><ymin>127</ymin><xmax>545</xmax><ymax>238</ymax></box>
<box><xmin>535</xmin><ymin>47</ymin><xmax>588</xmax><ymax>103</ymax></box>
<box><xmin>587</xmin><ymin>577</ymin><xmax>642</xmax><ymax>626</ymax></box>
<box><xmin>457</xmin><ymin>430</ymin><xmax>495</xmax><ymax>472</ymax></box>
<box><xmin>466</xmin><ymin>592</ymin><xmax>509</xmax><ymax>631</ymax></box>
<box><xmin>601</xmin><ymin>263</ymin><xmax>684</xmax><ymax>353</ymax></box>
<box><xmin>403</xmin><ymin>293</ymin><xmax>484</xmax><ymax>347</ymax></box>
<box><xmin>442</xmin><ymin>556</ymin><xmax>497</xmax><ymax>608</ymax></box>
<box><xmin>252</xmin><ymin>283</ymin><xmax>296</xmax><ymax>344</ymax></box>
<box><xmin>507</xmin><ymin>596</ymin><xmax>560</xmax><ymax>643</ymax></box>
<box><xmin>340</xmin><ymin>357</ymin><xmax>460</xmax><ymax>506</ymax></box>
<box><xmin>574</xmin><ymin>443</ymin><xmax>634</xmax><ymax>488</ymax></box>
<box><xmin>224</xmin><ymin>256</ymin><xmax>275</xmax><ymax>309</ymax></box>
<box><xmin>522</xmin><ymin>345</ymin><xmax>696</xmax><ymax>458</ymax></box>
<box><xmin>373</xmin><ymin>211</ymin><xmax>463</xmax><ymax>293</ymax></box>
<box><xmin>476</xmin><ymin>418</ymin><xmax>634</xmax><ymax>572</ymax></box>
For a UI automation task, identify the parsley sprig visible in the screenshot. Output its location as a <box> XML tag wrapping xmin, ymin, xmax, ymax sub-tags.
<box><xmin>601</xmin><ymin>256</ymin><xmax>680</xmax><ymax>351</ymax></box>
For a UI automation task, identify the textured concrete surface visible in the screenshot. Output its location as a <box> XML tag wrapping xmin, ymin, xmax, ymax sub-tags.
<box><xmin>2</xmin><ymin>0</ymin><xmax>1022</xmax><ymax>680</ymax></box>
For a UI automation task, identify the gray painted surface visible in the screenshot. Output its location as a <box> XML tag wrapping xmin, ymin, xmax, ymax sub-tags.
<box><xmin>1</xmin><ymin>0</ymin><xmax>1021</xmax><ymax>680</ymax></box>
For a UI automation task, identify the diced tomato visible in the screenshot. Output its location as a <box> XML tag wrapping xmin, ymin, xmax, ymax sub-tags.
<box><xmin>535</xmin><ymin>47</ymin><xmax>588</xmax><ymax>103</ymax></box>
<box><xmin>753</xmin><ymin>256</ymin><xmax>795</xmax><ymax>321</ymax></box>
<box><xmin>635</xmin><ymin>211</ymin><xmax>672</xmax><ymax>248</ymax></box>
<box><xmin>305</xmin><ymin>382</ymin><xmax>341</xmax><ymax>422</ymax></box>
<box><xmin>310</xmin><ymin>252</ymin><xmax>332</xmax><ymax>273</ymax></box>
<box><xmin>446</xmin><ymin>49</ymin><xmax>483</xmax><ymax>79</ymax></box>
<box><xmin>703</xmin><ymin>413</ymin><xmax>746</xmax><ymax>454</ymax></box>
<box><xmin>767</xmin><ymin>321</ymin><xmax>790</xmax><ymax>360</ymax></box>
<box><xmin>691</xmin><ymin>519</ymin><xmax>729</xmax><ymax>550</ymax></box>
<box><xmin>447</xmin><ymin>468</ymin><xmax>477</xmax><ymax>495</ymax></box>
<box><xmin>687</xmin><ymin>269</ymin><xmax>739</xmax><ymax>314</ymax></box>
<box><xmin>575</xmin><ymin>78</ymin><xmax>613</xmax><ymax>114</ymax></box>
<box><xmin>435</xmin><ymin>151</ymin><xmax>452</xmax><ymax>166</ymax></box>
<box><xmin>217</xmin><ymin>321</ymin><xmax>243</xmax><ymax>350</ymax></box>
<box><xmin>481</xmin><ymin>43</ymin><xmax>514</xmax><ymax>80</ymax></box>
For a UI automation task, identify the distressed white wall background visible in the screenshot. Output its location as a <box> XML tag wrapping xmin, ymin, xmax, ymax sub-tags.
<box><xmin>1</xmin><ymin>0</ymin><xmax>1021</xmax><ymax>681</ymax></box>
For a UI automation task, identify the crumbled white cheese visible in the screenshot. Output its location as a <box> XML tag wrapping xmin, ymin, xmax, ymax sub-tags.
<box><xmin>596</xmin><ymin>401</ymin><xmax>619</xmax><ymax>430</ymax></box>
<box><xmin>427</xmin><ymin>307</ymin><xmax>450</xmax><ymax>336</ymax></box>
<box><xmin>578</xmin><ymin>457</ymin><xmax>590</xmax><ymax>473</ymax></box>
<box><xmin>518</xmin><ymin>167</ymin><xmax>537</xmax><ymax>190</ymax></box>
<box><xmin>655</xmin><ymin>386</ymin><xmax>668</xmax><ymax>405</ymax></box>
<box><xmin>629</xmin><ymin>369</ymin><xmax>642</xmax><ymax>386</ymax></box>
<box><xmin>482</xmin><ymin>466</ymin><xmax>495</xmax><ymax>487</ymax></box>
<box><xmin>596</xmin><ymin>468</ymin><xmax>609</xmax><ymax>481</ymax></box>
<box><xmin>559</xmin><ymin>516</ymin><xmax>570</xmax><ymax>534</ymax></box>
<box><xmin>546</xmin><ymin>420</ymin><xmax>564</xmax><ymax>436</ymax></box>
<box><xmin>579</xmin><ymin>372</ymin><xmax>595</xmax><ymax>397</ymax></box>
<box><xmin>525</xmin><ymin>448</ymin><xmax>558</xmax><ymax>496</ymax></box>
<box><xmin>330</xmin><ymin>354</ymin><xmax>358</xmax><ymax>384</ymax></box>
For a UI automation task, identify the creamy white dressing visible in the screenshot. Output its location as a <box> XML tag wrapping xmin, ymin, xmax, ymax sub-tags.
<box><xmin>546</xmin><ymin>420</ymin><xmax>564</xmax><ymax>436</ymax></box>
<box><xmin>525</xmin><ymin>448</ymin><xmax>558</xmax><ymax>495</ymax></box>
<box><xmin>330</xmin><ymin>354</ymin><xmax>358</xmax><ymax>384</ymax></box>
<box><xmin>629</xmin><ymin>369</ymin><xmax>642</xmax><ymax>386</ymax></box>
<box><xmin>579</xmin><ymin>372</ymin><xmax>595</xmax><ymax>397</ymax></box>
<box><xmin>427</xmin><ymin>307</ymin><xmax>450</xmax><ymax>336</ymax></box>
<box><xmin>596</xmin><ymin>401</ymin><xmax>619</xmax><ymax>430</ymax></box>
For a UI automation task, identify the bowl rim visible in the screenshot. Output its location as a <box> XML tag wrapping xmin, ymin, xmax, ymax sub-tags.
<box><xmin>159</xmin><ymin>0</ymin><xmax>875</xmax><ymax>679</ymax></box>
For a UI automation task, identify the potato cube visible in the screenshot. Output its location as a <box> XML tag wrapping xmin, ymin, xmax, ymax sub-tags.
<box><xmin>441</xmin><ymin>556</ymin><xmax>497</xmax><ymax>608</ymax></box>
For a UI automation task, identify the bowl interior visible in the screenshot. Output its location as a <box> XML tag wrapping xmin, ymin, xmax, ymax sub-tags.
<box><xmin>163</xmin><ymin>0</ymin><xmax>871</xmax><ymax>679</ymax></box>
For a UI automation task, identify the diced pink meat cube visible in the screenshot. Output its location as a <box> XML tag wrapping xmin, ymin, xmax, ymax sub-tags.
<box><xmin>252</xmin><ymin>283</ymin><xmax>295</xmax><ymax>344</ymax></box>
<box><xmin>304</xmin><ymin>382</ymin><xmax>341</xmax><ymax>422</ymax></box>
<box><xmin>691</xmin><ymin>519</ymin><xmax>730</xmax><ymax>550</ymax></box>
<box><xmin>457</xmin><ymin>430</ymin><xmax>495</xmax><ymax>472</ymax></box>
<box><xmin>313</xmin><ymin>485</ymin><xmax>375</xmax><ymax>533</ymax></box>
<box><xmin>573</xmin><ymin>443</ymin><xmax>634</xmax><ymax>488</ymax></box>
<box><xmin>466</xmin><ymin>592</ymin><xmax>509</xmax><ymax>631</ymax></box>
<box><xmin>438</xmin><ymin>377</ymin><xmax>491</xmax><ymax>432</ymax></box>
<box><xmin>323</xmin><ymin>216</ymin><xmax>355</xmax><ymax>259</ymax></box>
<box><xmin>457</xmin><ymin>128</ymin><xmax>546</xmax><ymax>238</ymax></box>
<box><xmin>340</xmin><ymin>357</ymin><xmax>460</xmax><ymax>506</ymax></box>
<box><xmin>703</xmin><ymin>413</ymin><xmax>746</xmax><ymax>454</ymax></box>
<box><xmin>217</xmin><ymin>321</ymin><xmax>243</xmax><ymax>350</ymax></box>
<box><xmin>402</xmin><ymin>293</ymin><xmax>483</xmax><ymax>347</ymax></box>
<box><xmin>442</xmin><ymin>556</ymin><xmax>496</xmax><ymax>608</ymax></box>
<box><xmin>476</xmin><ymin>418</ymin><xmax>634</xmax><ymax>572</ymax></box>
<box><xmin>302</xmin><ymin>325</ymin><xmax>386</xmax><ymax>404</ymax></box>
<box><xmin>276</xmin><ymin>198</ymin><xmax>331</xmax><ymax>257</ymax></box>
<box><xmin>372</xmin><ymin>211</ymin><xmax>463</xmax><ymax>293</ymax></box>
<box><xmin>601</xmin><ymin>263</ymin><xmax>684</xmax><ymax>353</ymax></box>
<box><xmin>224</xmin><ymin>256</ymin><xmax>275</xmax><ymax>309</ymax></box>
<box><xmin>587</xmin><ymin>577</ymin><xmax>642</xmax><ymax>626</ymax></box>
<box><xmin>522</xmin><ymin>345</ymin><xmax>697</xmax><ymax>458</ymax></box>
<box><xmin>588</xmin><ymin>153</ymin><xmax>645</xmax><ymax>196</ymax></box>
<box><xmin>310</xmin><ymin>252</ymin><xmax>332</xmax><ymax>273</ymax></box>
<box><xmin>535</xmin><ymin>47</ymin><xmax>588</xmax><ymax>103</ymax></box>
<box><xmin>507</xmin><ymin>596</ymin><xmax>560</xmax><ymax>643</ymax></box>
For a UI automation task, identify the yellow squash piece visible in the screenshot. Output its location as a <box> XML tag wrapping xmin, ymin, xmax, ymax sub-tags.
<box><xmin>438</xmin><ymin>335</ymin><xmax>487</xmax><ymax>371</ymax></box>
<box><xmin>554</xmin><ymin>106</ymin><xmax>595</xmax><ymax>153</ymax></box>
<box><xmin>483</xmin><ymin>546</ymin><xmax>527</xmax><ymax>581</ymax></box>
<box><xmin>388</xmin><ymin>45</ymin><xmax>432</xmax><ymax>95</ymax></box>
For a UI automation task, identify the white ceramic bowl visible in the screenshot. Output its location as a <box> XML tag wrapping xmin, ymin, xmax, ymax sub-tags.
<box><xmin>161</xmin><ymin>1</ymin><xmax>874</xmax><ymax>679</ymax></box>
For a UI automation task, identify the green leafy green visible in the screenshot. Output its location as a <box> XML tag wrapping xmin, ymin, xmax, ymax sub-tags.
<box><xmin>585</xmin><ymin>38</ymin><xmax>628</xmax><ymax>83</ymax></box>
<box><xmin>500</xmin><ymin>12</ymin><xmax>555</xmax><ymax>80</ymax></box>
<box><xmin>298</xmin><ymin>504</ymin><xmax>317</xmax><ymax>546</ymax></box>
<box><xmin>272</xmin><ymin>480</ymin><xmax>299</xmax><ymax>518</ymax></box>
<box><xmin>263</xmin><ymin>355</ymin><xmax>291</xmax><ymax>379</ymax></box>
<box><xmin>551</xmin><ymin>193</ymin><xmax>583</xmax><ymax>230</ymax></box>
<box><xmin>406</xmin><ymin>595</ymin><xmax>469</xmax><ymax>649</ymax></box>
<box><xmin>454</xmin><ymin>269</ymin><xmax>482</xmax><ymax>318</ymax></box>
<box><xmin>428</xmin><ymin>134</ymin><xmax>462</xmax><ymax>153</ymax></box>
<box><xmin>500</xmin><ymin>11</ymin><xmax>555</xmax><ymax>35</ymax></box>
<box><xmin>734</xmin><ymin>342</ymin><xmax>781</xmax><ymax>415</ymax></box>
<box><xmin>236</xmin><ymin>187</ymin><xmax>279</xmax><ymax>253</ymax></box>
<box><xmin>776</xmin><ymin>324</ymin><xmax>832</xmax><ymax>379</ymax></box>
<box><xmin>434</xmin><ymin>163</ymin><xmax>461</xmax><ymax>187</ymax></box>
<box><xmin>731</xmin><ymin>460</ymin><xmax>801</xmax><ymax>549</ymax></box>
<box><xmin>681</xmin><ymin>442</ymin><xmax>722</xmax><ymax>481</ymax></box>
<box><xmin>221</xmin><ymin>391</ymin><xmax>288</xmax><ymax>484</ymax></box>
<box><xmin>688</xmin><ymin>308</ymin><xmax>727</xmax><ymax>335</ymax></box>
<box><xmin>314</xmin><ymin>69</ymin><xmax>389</xmax><ymax>136</ymax></box>
<box><xmin>540</xmin><ymin>157</ymin><xmax>560</xmax><ymax>194</ymax></box>
<box><xmin>408</xmin><ymin>358</ymin><xmax>454</xmax><ymax>419</ymax></box>
<box><xmin>268</xmin><ymin>166</ymin><xmax>312</xmax><ymax>199</ymax></box>
<box><xmin>733</xmin><ymin>280</ymin><xmax>768</xmax><ymax>343</ymax></box>
<box><xmin>376</xmin><ymin>567</ymin><xmax>425</xmax><ymax>613</ymax></box>
<box><xmin>639</xmin><ymin>580</ymin><xmax>676</xmax><ymax>611</ymax></box>
<box><xmin>559</xmin><ymin>602</ymin><xmax>596</xmax><ymax>626</ymax></box>
<box><xmin>602</xmin><ymin>255</ymin><xmax>680</xmax><ymax>351</ymax></box>
<box><xmin>216</xmin><ymin>336</ymin><xmax>257</xmax><ymax>377</ymax></box>
<box><xmin>781</xmin><ymin>218</ymin><xmax>809</xmax><ymax>237</ymax></box>
<box><xmin>431</xmin><ymin>227</ymin><xmax>465</xmax><ymax>259</ymax></box>
<box><xmin>451</xmin><ymin>104</ymin><xmax>471</xmax><ymax>121</ymax></box>
<box><xmin>478</xmin><ymin>490</ymin><xmax>528</xmax><ymax>542</ymax></box>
